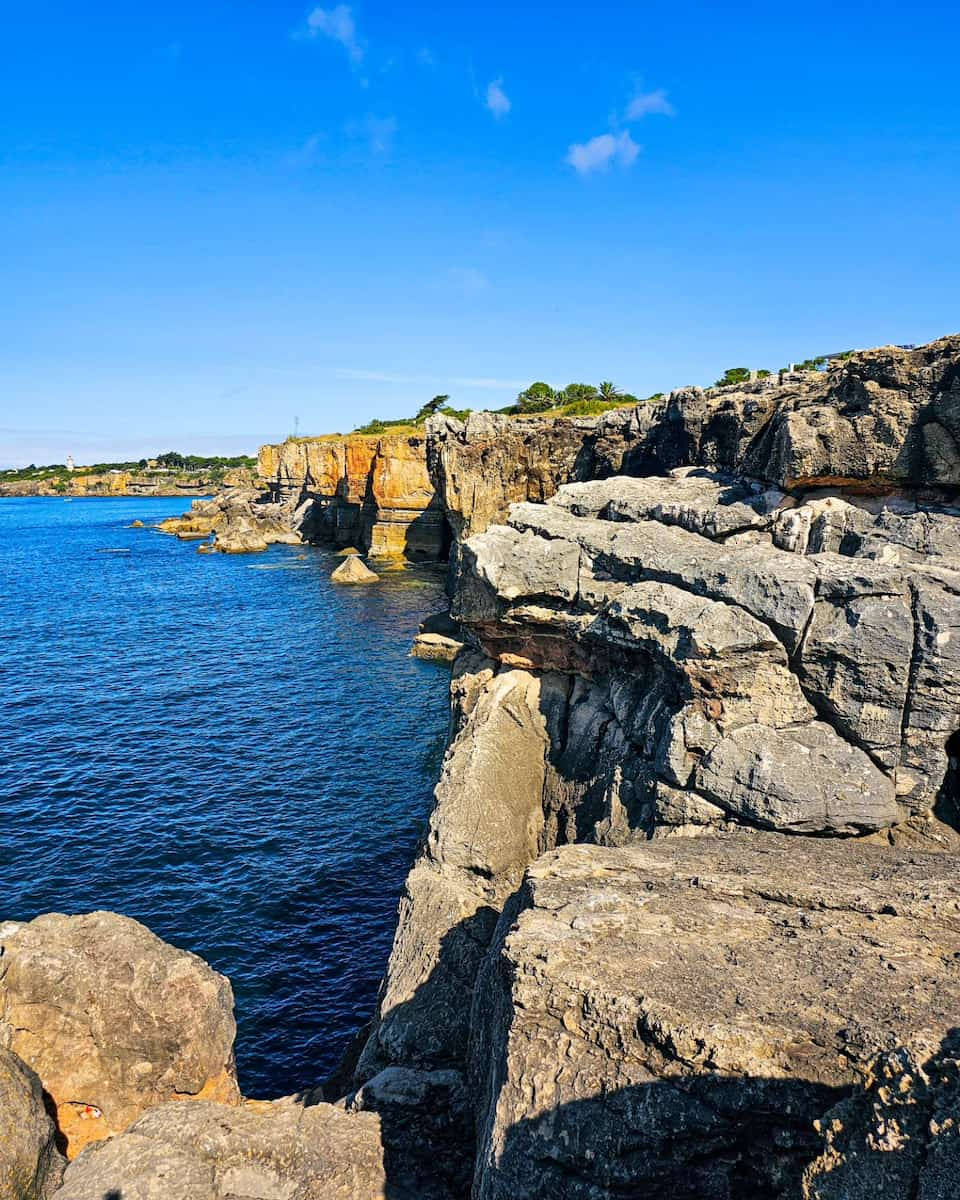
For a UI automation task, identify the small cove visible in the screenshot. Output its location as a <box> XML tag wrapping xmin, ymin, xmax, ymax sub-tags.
<box><xmin>0</xmin><ymin>496</ymin><xmax>451</xmax><ymax>1096</ymax></box>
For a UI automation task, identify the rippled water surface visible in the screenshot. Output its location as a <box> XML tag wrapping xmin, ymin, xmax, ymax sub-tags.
<box><xmin>0</xmin><ymin>496</ymin><xmax>451</xmax><ymax>1096</ymax></box>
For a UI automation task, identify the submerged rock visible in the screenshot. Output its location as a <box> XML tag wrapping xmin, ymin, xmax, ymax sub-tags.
<box><xmin>0</xmin><ymin>1046</ymin><xmax>65</xmax><ymax>1199</ymax></box>
<box><xmin>0</xmin><ymin>912</ymin><xmax>240</xmax><ymax>1158</ymax></box>
<box><xmin>331</xmin><ymin>554</ymin><xmax>380</xmax><ymax>584</ymax></box>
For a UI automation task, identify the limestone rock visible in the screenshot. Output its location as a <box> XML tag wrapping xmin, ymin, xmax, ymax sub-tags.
<box><xmin>358</xmin><ymin>667</ymin><xmax>550</xmax><ymax>1078</ymax></box>
<box><xmin>258</xmin><ymin>433</ymin><xmax>445</xmax><ymax>560</ymax></box>
<box><xmin>55</xmin><ymin>1099</ymin><xmax>387</xmax><ymax>1200</ymax></box>
<box><xmin>803</xmin><ymin>1040</ymin><xmax>960</xmax><ymax>1199</ymax></box>
<box><xmin>346</xmin><ymin>1067</ymin><xmax>472</xmax><ymax>1199</ymax></box>
<box><xmin>0</xmin><ymin>912</ymin><xmax>240</xmax><ymax>1158</ymax></box>
<box><xmin>410</xmin><ymin>632</ymin><xmax>464</xmax><ymax>662</ymax></box>
<box><xmin>694</xmin><ymin>721</ymin><xmax>901</xmax><ymax>833</ymax></box>
<box><xmin>331</xmin><ymin>554</ymin><xmax>380</xmax><ymax>584</ymax></box>
<box><xmin>470</xmin><ymin>836</ymin><xmax>960</xmax><ymax>1199</ymax></box>
<box><xmin>0</xmin><ymin>1046</ymin><xmax>65</xmax><ymax>1199</ymax></box>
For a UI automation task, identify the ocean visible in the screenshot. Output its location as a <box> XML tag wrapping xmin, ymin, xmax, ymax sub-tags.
<box><xmin>0</xmin><ymin>496</ymin><xmax>451</xmax><ymax>1097</ymax></box>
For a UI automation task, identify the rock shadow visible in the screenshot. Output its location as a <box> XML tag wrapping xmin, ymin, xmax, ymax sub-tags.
<box><xmin>473</xmin><ymin>1028</ymin><xmax>960</xmax><ymax>1199</ymax></box>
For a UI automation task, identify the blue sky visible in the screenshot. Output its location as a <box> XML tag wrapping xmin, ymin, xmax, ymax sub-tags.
<box><xmin>2</xmin><ymin>1</ymin><xmax>959</xmax><ymax>466</ymax></box>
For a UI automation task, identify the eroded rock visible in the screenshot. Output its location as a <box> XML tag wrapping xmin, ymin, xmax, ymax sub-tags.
<box><xmin>331</xmin><ymin>554</ymin><xmax>380</xmax><ymax>584</ymax></box>
<box><xmin>55</xmin><ymin>1100</ymin><xmax>387</xmax><ymax>1200</ymax></box>
<box><xmin>0</xmin><ymin>912</ymin><xmax>240</xmax><ymax>1157</ymax></box>
<box><xmin>0</xmin><ymin>1046</ymin><xmax>65</xmax><ymax>1199</ymax></box>
<box><xmin>470</xmin><ymin>836</ymin><xmax>960</xmax><ymax>1199</ymax></box>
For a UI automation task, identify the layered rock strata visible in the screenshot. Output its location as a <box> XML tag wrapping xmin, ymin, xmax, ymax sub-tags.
<box><xmin>258</xmin><ymin>433</ymin><xmax>445</xmax><ymax>559</ymax></box>
<box><xmin>426</xmin><ymin>335</ymin><xmax>960</xmax><ymax>562</ymax></box>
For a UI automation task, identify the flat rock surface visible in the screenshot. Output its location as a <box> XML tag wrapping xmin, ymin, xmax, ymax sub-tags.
<box><xmin>0</xmin><ymin>912</ymin><xmax>240</xmax><ymax>1158</ymax></box>
<box><xmin>471</xmin><ymin>835</ymin><xmax>960</xmax><ymax>1199</ymax></box>
<box><xmin>55</xmin><ymin>1099</ymin><xmax>388</xmax><ymax>1200</ymax></box>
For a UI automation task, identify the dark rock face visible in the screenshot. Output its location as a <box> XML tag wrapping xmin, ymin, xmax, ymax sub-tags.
<box><xmin>0</xmin><ymin>1046</ymin><xmax>65</xmax><ymax>1199</ymax></box>
<box><xmin>803</xmin><ymin>1039</ymin><xmax>960</xmax><ymax>1199</ymax></box>
<box><xmin>470</xmin><ymin>837</ymin><xmax>960</xmax><ymax>1200</ymax></box>
<box><xmin>427</xmin><ymin>338</ymin><xmax>960</xmax><ymax>569</ymax></box>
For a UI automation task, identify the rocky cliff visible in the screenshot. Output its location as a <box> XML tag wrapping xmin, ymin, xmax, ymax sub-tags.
<box><xmin>258</xmin><ymin>433</ymin><xmax>446</xmax><ymax>558</ymax></box>
<box><xmin>353</xmin><ymin>333</ymin><xmax>960</xmax><ymax>1197</ymax></box>
<box><xmin>7</xmin><ymin>332</ymin><xmax>960</xmax><ymax>1198</ymax></box>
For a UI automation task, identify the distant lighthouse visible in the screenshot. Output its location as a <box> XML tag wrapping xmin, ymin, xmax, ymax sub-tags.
<box><xmin>65</xmin><ymin>455</ymin><xmax>76</xmax><ymax>472</ymax></box>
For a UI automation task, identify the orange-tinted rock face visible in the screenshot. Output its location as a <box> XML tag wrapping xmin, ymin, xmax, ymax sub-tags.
<box><xmin>257</xmin><ymin>434</ymin><xmax>444</xmax><ymax>559</ymax></box>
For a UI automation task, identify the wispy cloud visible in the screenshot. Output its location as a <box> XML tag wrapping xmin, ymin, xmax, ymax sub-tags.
<box><xmin>449</xmin><ymin>266</ymin><xmax>489</xmax><ymax>295</ymax></box>
<box><xmin>345</xmin><ymin>114</ymin><xmax>397</xmax><ymax>154</ymax></box>
<box><xmin>625</xmin><ymin>87</ymin><xmax>674</xmax><ymax>120</ymax></box>
<box><xmin>567</xmin><ymin>130</ymin><xmax>641</xmax><ymax>174</ymax></box>
<box><xmin>485</xmin><ymin>78</ymin><xmax>511</xmax><ymax>119</ymax></box>
<box><xmin>302</xmin><ymin>5</ymin><xmax>363</xmax><ymax>62</ymax></box>
<box><xmin>286</xmin><ymin>133</ymin><xmax>326</xmax><ymax>168</ymax></box>
<box><xmin>335</xmin><ymin>369</ymin><xmax>528</xmax><ymax>390</ymax></box>
<box><xmin>416</xmin><ymin>47</ymin><xmax>435</xmax><ymax>67</ymax></box>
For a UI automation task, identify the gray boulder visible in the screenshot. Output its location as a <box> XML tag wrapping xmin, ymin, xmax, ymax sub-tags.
<box><xmin>0</xmin><ymin>1046</ymin><xmax>65</xmax><ymax>1199</ymax></box>
<box><xmin>694</xmin><ymin>721</ymin><xmax>902</xmax><ymax>833</ymax></box>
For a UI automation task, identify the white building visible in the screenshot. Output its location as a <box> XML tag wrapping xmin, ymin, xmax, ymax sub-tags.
<box><xmin>65</xmin><ymin>455</ymin><xmax>75</xmax><ymax>472</ymax></box>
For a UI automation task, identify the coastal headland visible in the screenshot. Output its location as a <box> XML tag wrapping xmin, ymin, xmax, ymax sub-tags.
<box><xmin>6</xmin><ymin>334</ymin><xmax>960</xmax><ymax>1199</ymax></box>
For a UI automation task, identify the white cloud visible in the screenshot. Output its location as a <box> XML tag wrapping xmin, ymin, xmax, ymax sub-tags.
<box><xmin>345</xmin><ymin>115</ymin><xmax>397</xmax><ymax>154</ymax></box>
<box><xmin>485</xmin><ymin>78</ymin><xmax>511</xmax><ymax>118</ymax></box>
<box><xmin>566</xmin><ymin>130</ymin><xmax>641</xmax><ymax>174</ymax></box>
<box><xmin>304</xmin><ymin>5</ymin><xmax>362</xmax><ymax>62</ymax></box>
<box><xmin>625</xmin><ymin>87</ymin><xmax>674</xmax><ymax>120</ymax></box>
<box><xmin>417</xmin><ymin>47</ymin><xmax>435</xmax><ymax>67</ymax></box>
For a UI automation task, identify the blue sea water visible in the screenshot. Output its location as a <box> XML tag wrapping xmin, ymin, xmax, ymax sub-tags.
<box><xmin>0</xmin><ymin>496</ymin><xmax>451</xmax><ymax>1097</ymax></box>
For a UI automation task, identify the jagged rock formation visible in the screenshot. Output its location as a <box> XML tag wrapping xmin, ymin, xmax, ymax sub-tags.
<box><xmin>803</xmin><ymin>1037</ymin><xmax>960</xmax><ymax>1199</ymax></box>
<box><xmin>426</xmin><ymin>409</ymin><xmax>641</xmax><ymax>556</ymax></box>
<box><xmin>157</xmin><ymin>487</ymin><xmax>308</xmax><ymax>553</ymax></box>
<box><xmin>354</xmin><ymin>334</ymin><xmax>960</xmax><ymax>1198</ymax></box>
<box><xmin>0</xmin><ymin>913</ymin><xmax>240</xmax><ymax>1159</ymax></box>
<box><xmin>453</xmin><ymin>470</ymin><xmax>960</xmax><ymax>836</ymax></box>
<box><xmin>426</xmin><ymin>336</ymin><xmax>960</xmax><ymax>562</ymax></box>
<box><xmin>0</xmin><ymin>1046</ymin><xmax>65</xmax><ymax>1199</ymax></box>
<box><xmin>258</xmin><ymin>433</ymin><xmax>445</xmax><ymax>559</ymax></box>
<box><xmin>55</xmin><ymin>1101</ymin><xmax>388</xmax><ymax>1200</ymax></box>
<box><xmin>470</xmin><ymin>836</ymin><xmax>960</xmax><ymax>1199</ymax></box>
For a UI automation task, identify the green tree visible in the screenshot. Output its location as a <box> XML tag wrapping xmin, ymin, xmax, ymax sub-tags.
<box><xmin>598</xmin><ymin>381</ymin><xmax>620</xmax><ymax>401</ymax></box>
<box><xmin>516</xmin><ymin>382</ymin><xmax>558</xmax><ymax>413</ymax></box>
<box><xmin>562</xmin><ymin>383</ymin><xmax>599</xmax><ymax>404</ymax></box>
<box><xmin>714</xmin><ymin>367</ymin><xmax>751</xmax><ymax>388</ymax></box>
<box><xmin>415</xmin><ymin>394</ymin><xmax>451</xmax><ymax>422</ymax></box>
